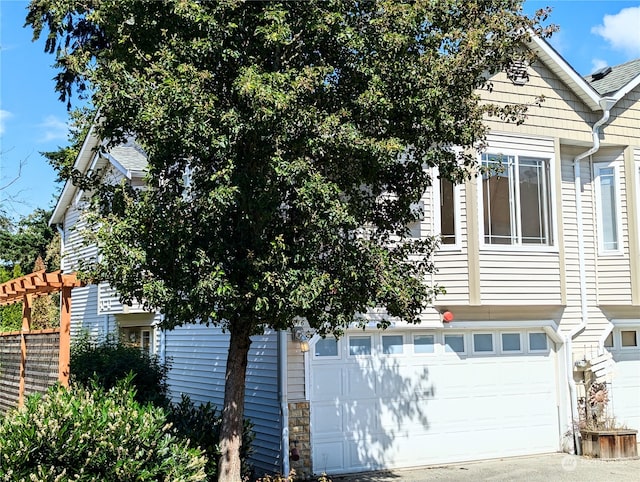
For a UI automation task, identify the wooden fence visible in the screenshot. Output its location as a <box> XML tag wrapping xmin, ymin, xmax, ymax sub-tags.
<box><xmin>0</xmin><ymin>329</ymin><xmax>61</xmax><ymax>413</ymax></box>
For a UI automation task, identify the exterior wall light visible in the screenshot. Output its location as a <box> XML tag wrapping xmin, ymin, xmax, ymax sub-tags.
<box><xmin>292</xmin><ymin>326</ymin><xmax>310</xmax><ymax>353</ymax></box>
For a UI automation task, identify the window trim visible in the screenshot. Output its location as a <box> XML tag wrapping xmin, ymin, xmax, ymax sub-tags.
<box><xmin>412</xmin><ymin>333</ymin><xmax>437</xmax><ymax>355</ymax></box>
<box><xmin>348</xmin><ymin>335</ymin><xmax>373</xmax><ymax>357</ymax></box>
<box><xmin>594</xmin><ymin>161</ymin><xmax>624</xmax><ymax>256</ymax></box>
<box><xmin>527</xmin><ymin>331</ymin><xmax>549</xmax><ymax>353</ymax></box>
<box><xmin>500</xmin><ymin>332</ymin><xmax>524</xmax><ymax>354</ymax></box>
<box><xmin>443</xmin><ymin>333</ymin><xmax>466</xmax><ymax>355</ymax></box>
<box><xmin>477</xmin><ymin>149</ymin><xmax>557</xmax><ymax>251</ymax></box>
<box><xmin>381</xmin><ymin>334</ymin><xmax>405</xmax><ymax>356</ymax></box>
<box><xmin>620</xmin><ymin>329</ymin><xmax>639</xmax><ymax>349</ymax></box>
<box><xmin>472</xmin><ymin>332</ymin><xmax>496</xmax><ymax>354</ymax></box>
<box><xmin>433</xmin><ymin>169</ymin><xmax>462</xmax><ymax>251</ymax></box>
<box><xmin>313</xmin><ymin>337</ymin><xmax>341</xmax><ymax>359</ymax></box>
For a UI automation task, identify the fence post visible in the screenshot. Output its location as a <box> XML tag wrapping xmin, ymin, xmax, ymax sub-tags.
<box><xmin>19</xmin><ymin>293</ymin><xmax>33</xmax><ymax>407</ymax></box>
<box><xmin>59</xmin><ymin>287</ymin><xmax>72</xmax><ymax>387</ymax></box>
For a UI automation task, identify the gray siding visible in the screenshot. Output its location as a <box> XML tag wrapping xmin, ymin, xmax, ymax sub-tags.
<box><xmin>165</xmin><ymin>325</ymin><xmax>282</xmax><ymax>474</ymax></box>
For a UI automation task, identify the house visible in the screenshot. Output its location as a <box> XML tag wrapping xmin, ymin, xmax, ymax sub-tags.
<box><xmin>50</xmin><ymin>35</ymin><xmax>640</xmax><ymax>477</ymax></box>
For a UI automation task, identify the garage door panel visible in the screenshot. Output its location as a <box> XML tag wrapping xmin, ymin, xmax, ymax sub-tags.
<box><xmin>313</xmin><ymin>441</ymin><xmax>345</xmax><ymax>473</ymax></box>
<box><xmin>311</xmin><ymin>366</ymin><xmax>343</xmax><ymax>400</ymax></box>
<box><xmin>610</xmin><ymin>354</ymin><xmax>640</xmax><ymax>430</ymax></box>
<box><xmin>311</xmin><ymin>402</ymin><xmax>343</xmax><ymax>434</ymax></box>
<box><xmin>310</xmin><ymin>329</ymin><xmax>560</xmax><ymax>474</ymax></box>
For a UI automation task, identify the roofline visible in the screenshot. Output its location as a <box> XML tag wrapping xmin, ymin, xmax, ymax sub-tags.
<box><xmin>103</xmin><ymin>151</ymin><xmax>146</xmax><ymax>181</ymax></box>
<box><xmin>611</xmin><ymin>72</ymin><xmax>640</xmax><ymax>101</ymax></box>
<box><xmin>526</xmin><ymin>35</ymin><xmax>602</xmax><ymax>111</ymax></box>
<box><xmin>49</xmin><ymin>124</ymin><xmax>100</xmax><ymax>226</ymax></box>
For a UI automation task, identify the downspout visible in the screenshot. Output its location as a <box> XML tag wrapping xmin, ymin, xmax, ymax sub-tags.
<box><xmin>566</xmin><ymin>96</ymin><xmax>617</xmax><ymax>455</ymax></box>
<box><xmin>278</xmin><ymin>330</ymin><xmax>290</xmax><ymax>476</ymax></box>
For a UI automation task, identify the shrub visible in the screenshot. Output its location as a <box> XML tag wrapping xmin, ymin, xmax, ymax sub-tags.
<box><xmin>168</xmin><ymin>395</ymin><xmax>255</xmax><ymax>480</ymax></box>
<box><xmin>70</xmin><ymin>333</ymin><xmax>170</xmax><ymax>407</ymax></box>
<box><xmin>0</xmin><ymin>378</ymin><xmax>207</xmax><ymax>481</ymax></box>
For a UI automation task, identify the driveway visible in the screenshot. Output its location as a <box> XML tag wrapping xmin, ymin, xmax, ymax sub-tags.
<box><xmin>331</xmin><ymin>452</ymin><xmax>640</xmax><ymax>481</ymax></box>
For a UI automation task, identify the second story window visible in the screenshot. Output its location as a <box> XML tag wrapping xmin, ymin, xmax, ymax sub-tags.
<box><xmin>594</xmin><ymin>162</ymin><xmax>622</xmax><ymax>254</ymax></box>
<box><xmin>439</xmin><ymin>177</ymin><xmax>456</xmax><ymax>245</ymax></box>
<box><xmin>481</xmin><ymin>153</ymin><xmax>553</xmax><ymax>247</ymax></box>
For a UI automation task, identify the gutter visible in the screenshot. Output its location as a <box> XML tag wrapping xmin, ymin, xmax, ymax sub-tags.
<box><xmin>278</xmin><ymin>330</ymin><xmax>290</xmax><ymax>476</ymax></box>
<box><xmin>566</xmin><ymin>96</ymin><xmax>617</xmax><ymax>455</ymax></box>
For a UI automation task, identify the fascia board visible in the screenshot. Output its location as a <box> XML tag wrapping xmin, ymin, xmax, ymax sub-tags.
<box><xmin>527</xmin><ymin>36</ymin><xmax>602</xmax><ymax>111</ymax></box>
<box><xmin>49</xmin><ymin>125</ymin><xmax>100</xmax><ymax>226</ymax></box>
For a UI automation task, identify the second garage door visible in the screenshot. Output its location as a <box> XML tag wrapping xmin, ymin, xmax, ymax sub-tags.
<box><xmin>309</xmin><ymin>328</ymin><xmax>561</xmax><ymax>475</ymax></box>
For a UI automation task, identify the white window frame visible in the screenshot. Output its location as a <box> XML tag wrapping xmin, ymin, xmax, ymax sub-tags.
<box><xmin>433</xmin><ymin>169</ymin><xmax>462</xmax><ymax>250</ymax></box>
<box><xmin>412</xmin><ymin>333</ymin><xmax>437</xmax><ymax>356</ymax></box>
<box><xmin>381</xmin><ymin>334</ymin><xmax>405</xmax><ymax>356</ymax></box>
<box><xmin>348</xmin><ymin>335</ymin><xmax>373</xmax><ymax>357</ymax></box>
<box><xmin>313</xmin><ymin>337</ymin><xmax>341</xmax><ymax>360</ymax></box>
<box><xmin>619</xmin><ymin>329</ymin><xmax>639</xmax><ymax>349</ymax></box>
<box><xmin>443</xmin><ymin>333</ymin><xmax>466</xmax><ymax>355</ymax></box>
<box><xmin>594</xmin><ymin>161</ymin><xmax>624</xmax><ymax>256</ymax></box>
<box><xmin>500</xmin><ymin>332</ymin><xmax>524</xmax><ymax>354</ymax></box>
<box><xmin>527</xmin><ymin>331</ymin><xmax>549</xmax><ymax>353</ymax></box>
<box><xmin>478</xmin><ymin>149</ymin><xmax>556</xmax><ymax>251</ymax></box>
<box><xmin>472</xmin><ymin>332</ymin><xmax>496</xmax><ymax>354</ymax></box>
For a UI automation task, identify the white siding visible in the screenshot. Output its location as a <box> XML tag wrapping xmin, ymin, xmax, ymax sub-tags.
<box><xmin>165</xmin><ymin>325</ymin><xmax>282</xmax><ymax>474</ymax></box>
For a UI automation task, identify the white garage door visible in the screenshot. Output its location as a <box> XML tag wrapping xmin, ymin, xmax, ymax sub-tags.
<box><xmin>608</xmin><ymin>327</ymin><xmax>640</xmax><ymax>431</ymax></box>
<box><xmin>310</xmin><ymin>329</ymin><xmax>560</xmax><ymax>475</ymax></box>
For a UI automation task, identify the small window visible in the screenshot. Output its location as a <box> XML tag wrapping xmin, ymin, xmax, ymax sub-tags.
<box><xmin>501</xmin><ymin>333</ymin><xmax>522</xmax><ymax>352</ymax></box>
<box><xmin>473</xmin><ymin>333</ymin><xmax>494</xmax><ymax>353</ymax></box>
<box><xmin>414</xmin><ymin>334</ymin><xmax>435</xmax><ymax>354</ymax></box>
<box><xmin>529</xmin><ymin>332</ymin><xmax>548</xmax><ymax>351</ymax></box>
<box><xmin>604</xmin><ymin>332</ymin><xmax>614</xmax><ymax>348</ymax></box>
<box><xmin>621</xmin><ymin>330</ymin><xmax>638</xmax><ymax>347</ymax></box>
<box><xmin>444</xmin><ymin>334</ymin><xmax>465</xmax><ymax>354</ymax></box>
<box><xmin>349</xmin><ymin>336</ymin><xmax>372</xmax><ymax>356</ymax></box>
<box><xmin>315</xmin><ymin>338</ymin><xmax>338</xmax><ymax>357</ymax></box>
<box><xmin>382</xmin><ymin>335</ymin><xmax>404</xmax><ymax>355</ymax></box>
<box><xmin>594</xmin><ymin>163</ymin><xmax>621</xmax><ymax>253</ymax></box>
<box><xmin>440</xmin><ymin>178</ymin><xmax>456</xmax><ymax>245</ymax></box>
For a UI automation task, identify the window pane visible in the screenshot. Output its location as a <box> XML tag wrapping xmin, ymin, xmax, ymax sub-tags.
<box><xmin>349</xmin><ymin>336</ymin><xmax>372</xmax><ymax>356</ymax></box>
<box><xmin>502</xmin><ymin>333</ymin><xmax>521</xmax><ymax>352</ymax></box>
<box><xmin>473</xmin><ymin>333</ymin><xmax>493</xmax><ymax>352</ymax></box>
<box><xmin>519</xmin><ymin>157</ymin><xmax>550</xmax><ymax>245</ymax></box>
<box><xmin>599</xmin><ymin>168</ymin><xmax>618</xmax><ymax>250</ymax></box>
<box><xmin>440</xmin><ymin>178</ymin><xmax>456</xmax><ymax>244</ymax></box>
<box><xmin>444</xmin><ymin>334</ymin><xmax>465</xmax><ymax>353</ymax></box>
<box><xmin>414</xmin><ymin>335</ymin><xmax>435</xmax><ymax>353</ymax></box>
<box><xmin>482</xmin><ymin>155</ymin><xmax>514</xmax><ymax>244</ymax></box>
<box><xmin>315</xmin><ymin>338</ymin><xmax>338</xmax><ymax>357</ymax></box>
<box><xmin>529</xmin><ymin>332</ymin><xmax>548</xmax><ymax>351</ymax></box>
<box><xmin>382</xmin><ymin>335</ymin><xmax>404</xmax><ymax>354</ymax></box>
<box><xmin>604</xmin><ymin>332</ymin><xmax>614</xmax><ymax>348</ymax></box>
<box><xmin>621</xmin><ymin>331</ymin><xmax>637</xmax><ymax>347</ymax></box>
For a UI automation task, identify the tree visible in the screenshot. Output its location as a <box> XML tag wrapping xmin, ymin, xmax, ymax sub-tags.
<box><xmin>26</xmin><ymin>1</ymin><xmax>553</xmax><ymax>479</ymax></box>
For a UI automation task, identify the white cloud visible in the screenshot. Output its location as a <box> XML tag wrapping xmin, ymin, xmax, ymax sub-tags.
<box><xmin>590</xmin><ymin>58</ymin><xmax>609</xmax><ymax>74</ymax></box>
<box><xmin>591</xmin><ymin>6</ymin><xmax>640</xmax><ymax>56</ymax></box>
<box><xmin>0</xmin><ymin>110</ymin><xmax>12</xmax><ymax>136</ymax></box>
<box><xmin>38</xmin><ymin>115</ymin><xmax>68</xmax><ymax>143</ymax></box>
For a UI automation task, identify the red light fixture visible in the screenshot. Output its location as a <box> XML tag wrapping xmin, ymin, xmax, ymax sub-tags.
<box><xmin>442</xmin><ymin>311</ymin><xmax>454</xmax><ymax>323</ymax></box>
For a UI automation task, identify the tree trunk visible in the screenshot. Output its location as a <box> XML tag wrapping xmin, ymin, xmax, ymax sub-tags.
<box><xmin>218</xmin><ymin>322</ymin><xmax>252</xmax><ymax>482</ymax></box>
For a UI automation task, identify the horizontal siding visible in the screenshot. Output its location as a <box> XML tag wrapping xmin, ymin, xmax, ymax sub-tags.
<box><xmin>287</xmin><ymin>339</ymin><xmax>306</xmax><ymax>401</ymax></box>
<box><xmin>165</xmin><ymin>324</ymin><xmax>281</xmax><ymax>474</ymax></box>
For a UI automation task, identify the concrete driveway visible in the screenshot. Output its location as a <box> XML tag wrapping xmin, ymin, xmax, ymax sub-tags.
<box><xmin>331</xmin><ymin>452</ymin><xmax>640</xmax><ymax>481</ymax></box>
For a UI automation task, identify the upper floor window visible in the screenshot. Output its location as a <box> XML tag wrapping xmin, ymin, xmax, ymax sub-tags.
<box><xmin>480</xmin><ymin>153</ymin><xmax>553</xmax><ymax>246</ymax></box>
<box><xmin>434</xmin><ymin>171</ymin><xmax>461</xmax><ymax>248</ymax></box>
<box><xmin>594</xmin><ymin>162</ymin><xmax>622</xmax><ymax>254</ymax></box>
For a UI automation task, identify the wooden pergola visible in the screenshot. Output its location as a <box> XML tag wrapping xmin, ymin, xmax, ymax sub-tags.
<box><xmin>0</xmin><ymin>270</ymin><xmax>82</xmax><ymax>405</ymax></box>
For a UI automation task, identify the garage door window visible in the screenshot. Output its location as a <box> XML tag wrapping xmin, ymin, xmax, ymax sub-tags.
<box><xmin>621</xmin><ymin>330</ymin><xmax>638</xmax><ymax>348</ymax></box>
<box><xmin>529</xmin><ymin>332</ymin><xmax>548</xmax><ymax>352</ymax></box>
<box><xmin>413</xmin><ymin>334</ymin><xmax>435</xmax><ymax>354</ymax></box>
<box><xmin>473</xmin><ymin>333</ymin><xmax>494</xmax><ymax>353</ymax></box>
<box><xmin>315</xmin><ymin>338</ymin><xmax>339</xmax><ymax>358</ymax></box>
<box><xmin>604</xmin><ymin>332</ymin><xmax>614</xmax><ymax>348</ymax></box>
<box><xmin>444</xmin><ymin>334</ymin><xmax>465</xmax><ymax>354</ymax></box>
<box><xmin>501</xmin><ymin>333</ymin><xmax>522</xmax><ymax>352</ymax></box>
<box><xmin>382</xmin><ymin>335</ymin><xmax>404</xmax><ymax>355</ymax></box>
<box><xmin>349</xmin><ymin>336</ymin><xmax>372</xmax><ymax>356</ymax></box>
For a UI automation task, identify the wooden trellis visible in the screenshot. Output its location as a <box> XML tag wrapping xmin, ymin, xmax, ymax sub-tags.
<box><xmin>0</xmin><ymin>270</ymin><xmax>82</xmax><ymax>406</ymax></box>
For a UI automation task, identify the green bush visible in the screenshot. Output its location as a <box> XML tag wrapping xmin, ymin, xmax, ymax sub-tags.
<box><xmin>168</xmin><ymin>395</ymin><xmax>255</xmax><ymax>480</ymax></box>
<box><xmin>0</xmin><ymin>379</ymin><xmax>207</xmax><ymax>481</ymax></box>
<box><xmin>70</xmin><ymin>333</ymin><xmax>170</xmax><ymax>407</ymax></box>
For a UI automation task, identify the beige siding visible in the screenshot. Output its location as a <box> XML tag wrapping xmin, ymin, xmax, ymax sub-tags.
<box><xmin>287</xmin><ymin>339</ymin><xmax>306</xmax><ymax>401</ymax></box>
<box><xmin>480</xmin><ymin>60</ymin><xmax>596</xmax><ymax>144</ymax></box>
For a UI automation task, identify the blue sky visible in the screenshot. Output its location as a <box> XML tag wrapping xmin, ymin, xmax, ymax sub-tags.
<box><xmin>1</xmin><ymin>0</ymin><xmax>640</xmax><ymax>221</ymax></box>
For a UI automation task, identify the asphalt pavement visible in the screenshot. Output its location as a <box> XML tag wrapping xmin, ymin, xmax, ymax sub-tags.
<box><xmin>331</xmin><ymin>452</ymin><xmax>640</xmax><ymax>481</ymax></box>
